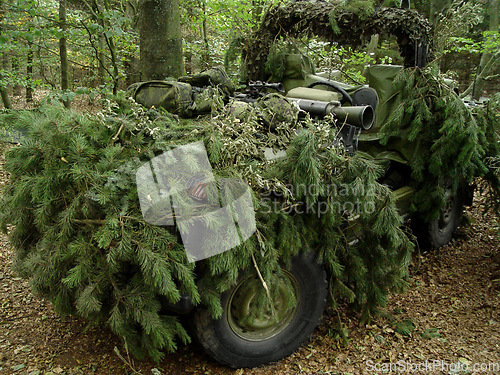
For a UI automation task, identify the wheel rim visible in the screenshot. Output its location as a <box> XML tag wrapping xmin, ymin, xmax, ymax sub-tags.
<box><xmin>226</xmin><ymin>270</ymin><xmax>299</xmax><ymax>341</ymax></box>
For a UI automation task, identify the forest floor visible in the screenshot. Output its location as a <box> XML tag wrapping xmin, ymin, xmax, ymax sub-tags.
<box><xmin>0</xmin><ymin>95</ymin><xmax>499</xmax><ymax>375</ymax></box>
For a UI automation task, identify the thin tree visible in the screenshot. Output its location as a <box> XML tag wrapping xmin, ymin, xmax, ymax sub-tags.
<box><xmin>0</xmin><ymin>0</ymin><xmax>11</xmax><ymax>109</ymax></box>
<box><xmin>471</xmin><ymin>0</ymin><xmax>499</xmax><ymax>100</ymax></box>
<box><xmin>59</xmin><ymin>0</ymin><xmax>70</xmax><ymax>108</ymax></box>
<box><xmin>26</xmin><ymin>40</ymin><xmax>34</xmax><ymax>102</ymax></box>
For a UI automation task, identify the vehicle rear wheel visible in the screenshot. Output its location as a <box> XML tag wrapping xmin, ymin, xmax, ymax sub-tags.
<box><xmin>414</xmin><ymin>182</ymin><xmax>465</xmax><ymax>249</ymax></box>
<box><xmin>193</xmin><ymin>252</ymin><xmax>328</xmax><ymax>368</ymax></box>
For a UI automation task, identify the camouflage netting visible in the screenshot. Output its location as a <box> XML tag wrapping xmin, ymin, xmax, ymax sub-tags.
<box><xmin>243</xmin><ymin>0</ymin><xmax>433</xmax><ymax>80</ymax></box>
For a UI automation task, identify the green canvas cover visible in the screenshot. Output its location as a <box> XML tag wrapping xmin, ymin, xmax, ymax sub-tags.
<box><xmin>359</xmin><ymin>64</ymin><xmax>419</xmax><ymax>164</ymax></box>
<box><xmin>364</xmin><ymin>64</ymin><xmax>404</xmax><ymax>131</ymax></box>
<box><xmin>283</xmin><ymin>54</ymin><xmax>316</xmax><ymax>80</ymax></box>
<box><xmin>281</xmin><ymin>54</ymin><xmax>339</xmax><ymax>93</ymax></box>
<box><xmin>286</xmin><ymin>87</ymin><xmax>341</xmax><ymax>102</ymax></box>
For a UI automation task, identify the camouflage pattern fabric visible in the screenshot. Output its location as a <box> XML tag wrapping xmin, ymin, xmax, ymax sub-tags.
<box><xmin>227</xmin><ymin>93</ymin><xmax>299</xmax><ymax>132</ymax></box>
<box><xmin>192</xmin><ymin>86</ymin><xmax>225</xmax><ymax>115</ymax></box>
<box><xmin>127</xmin><ymin>67</ymin><xmax>235</xmax><ymax>118</ymax></box>
<box><xmin>179</xmin><ymin>66</ymin><xmax>235</xmax><ymax>98</ymax></box>
<box><xmin>255</xmin><ymin>93</ymin><xmax>299</xmax><ymax>131</ymax></box>
<box><xmin>227</xmin><ymin>100</ymin><xmax>251</xmax><ymax>122</ymax></box>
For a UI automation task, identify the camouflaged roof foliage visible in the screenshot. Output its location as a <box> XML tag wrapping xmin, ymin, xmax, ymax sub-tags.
<box><xmin>243</xmin><ymin>0</ymin><xmax>433</xmax><ymax>80</ymax></box>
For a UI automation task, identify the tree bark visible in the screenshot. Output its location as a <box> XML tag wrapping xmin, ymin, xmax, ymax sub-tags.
<box><xmin>199</xmin><ymin>0</ymin><xmax>210</xmax><ymax>69</ymax></box>
<box><xmin>0</xmin><ymin>53</ymin><xmax>11</xmax><ymax>108</ymax></box>
<box><xmin>12</xmin><ymin>55</ymin><xmax>23</xmax><ymax>96</ymax></box>
<box><xmin>462</xmin><ymin>49</ymin><xmax>500</xmax><ymax>99</ymax></box>
<box><xmin>98</xmin><ymin>31</ymin><xmax>106</xmax><ymax>85</ymax></box>
<box><xmin>106</xmin><ymin>31</ymin><xmax>119</xmax><ymax>95</ymax></box>
<box><xmin>26</xmin><ymin>40</ymin><xmax>34</xmax><ymax>102</ymax></box>
<box><xmin>0</xmin><ymin>87</ymin><xmax>10</xmax><ymax>108</ymax></box>
<box><xmin>472</xmin><ymin>0</ymin><xmax>499</xmax><ymax>100</ymax></box>
<box><xmin>139</xmin><ymin>0</ymin><xmax>183</xmax><ymax>80</ymax></box>
<box><xmin>367</xmin><ymin>34</ymin><xmax>380</xmax><ymax>57</ymax></box>
<box><xmin>0</xmin><ymin>0</ymin><xmax>10</xmax><ymax>108</ymax></box>
<box><xmin>429</xmin><ymin>0</ymin><xmax>436</xmax><ymax>26</ymax></box>
<box><xmin>59</xmin><ymin>0</ymin><xmax>70</xmax><ymax>108</ymax></box>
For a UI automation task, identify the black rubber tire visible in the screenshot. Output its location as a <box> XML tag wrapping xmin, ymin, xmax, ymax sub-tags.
<box><xmin>414</xmin><ymin>183</ymin><xmax>465</xmax><ymax>249</ymax></box>
<box><xmin>193</xmin><ymin>253</ymin><xmax>328</xmax><ymax>368</ymax></box>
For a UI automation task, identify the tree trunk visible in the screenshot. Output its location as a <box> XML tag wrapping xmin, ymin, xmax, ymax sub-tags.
<box><xmin>429</xmin><ymin>0</ymin><xmax>436</xmax><ymax>26</ymax></box>
<box><xmin>472</xmin><ymin>0</ymin><xmax>499</xmax><ymax>100</ymax></box>
<box><xmin>0</xmin><ymin>0</ymin><xmax>10</xmax><ymax>108</ymax></box>
<box><xmin>106</xmin><ymin>34</ymin><xmax>119</xmax><ymax>95</ymax></box>
<box><xmin>12</xmin><ymin>55</ymin><xmax>23</xmax><ymax>96</ymax></box>
<box><xmin>492</xmin><ymin>0</ymin><xmax>499</xmax><ymax>28</ymax></box>
<box><xmin>139</xmin><ymin>0</ymin><xmax>183</xmax><ymax>80</ymax></box>
<box><xmin>98</xmin><ymin>31</ymin><xmax>106</xmax><ymax>85</ymax></box>
<box><xmin>0</xmin><ymin>53</ymin><xmax>11</xmax><ymax>108</ymax></box>
<box><xmin>94</xmin><ymin>0</ymin><xmax>119</xmax><ymax>93</ymax></box>
<box><xmin>199</xmin><ymin>0</ymin><xmax>210</xmax><ymax>69</ymax></box>
<box><xmin>367</xmin><ymin>34</ymin><xmax>380</xmax><ymax>57</ymax></box>
<box><xmin>26</xmin><ymin>40</ymin><xmax>34</xmax><ymax>102</ymax></box>
<box><xmin>59</xmin><ymin>0</ymin><xmax>70</xmax><ymax>108</ymax></box>
<box><xmin>0</xmin><ymin>87</ymin><xmax>10</xmax><ymax>109</ymax></box>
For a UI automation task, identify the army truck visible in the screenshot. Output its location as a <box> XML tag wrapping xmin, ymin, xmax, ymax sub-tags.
<box><xmin>129</xmin><ymin>57</ymin><xmax>473</xmax><ymax>368</ymax></box>
<box><xmin>128</xmin><ymin>3</ymin><xmax>483</xmax><ymax>369</ymax></box>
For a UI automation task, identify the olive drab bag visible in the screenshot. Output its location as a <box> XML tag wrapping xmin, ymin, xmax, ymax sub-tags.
<box><xmin>127</xmin><ymin>66</ymin><xmax>235</xmax><ymax>118</ymax></box>
<box><xmin>127</xmin><ymin>81</ymin><xmax>194</xmax><ymax>117</ymax></box>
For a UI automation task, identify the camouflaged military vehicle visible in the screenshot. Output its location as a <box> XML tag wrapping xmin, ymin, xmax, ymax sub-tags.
<box><xmin>128</xmin><ymin>2</ymin><xmax>481</xmax><ymax>369</ymax></box>
<box><xmin>129</xmin><ymin>61</ymin><xmax>471</xmax><ymax>368</ymax></box>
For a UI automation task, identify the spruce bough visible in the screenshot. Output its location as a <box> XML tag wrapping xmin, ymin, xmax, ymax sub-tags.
<box><xmin>0</xmin><ymin>94</ymin><xmax>412</xmax><ymax>361</ymax></box>
<box><xmin>379</xmin><ymin>67</ymin><xmax>500</xmax><ymax>220</ymax></box>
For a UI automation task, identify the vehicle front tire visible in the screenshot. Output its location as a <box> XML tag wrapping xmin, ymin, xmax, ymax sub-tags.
<box><xmin>193</xmin><ymin>252</ymin><xmax>328</xmax><ymax>368</ymax></box>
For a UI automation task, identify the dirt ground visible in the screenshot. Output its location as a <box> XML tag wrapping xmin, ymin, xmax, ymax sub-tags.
<box><xmin>0</xmin><ymin>102</ymin><xmax>499</xmax><ymax>374</ymax></box>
